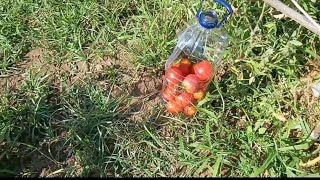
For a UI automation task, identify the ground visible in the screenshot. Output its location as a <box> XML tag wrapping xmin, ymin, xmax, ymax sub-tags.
<box><xmin>0</xmin><ymin>0</ymin><xmax>320</xmax><ymax>177</ymax></box>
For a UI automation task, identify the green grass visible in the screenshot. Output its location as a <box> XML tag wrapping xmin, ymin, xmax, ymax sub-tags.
<box><xmin>1</xmin><ymin>0</ymin><xmax>320</xmax><ymax>177</ymax></box>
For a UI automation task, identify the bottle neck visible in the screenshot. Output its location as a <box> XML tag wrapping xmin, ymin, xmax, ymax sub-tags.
<box><xmin>198</xmin><ymin>10</ymin><xmax>218</xmax><ymax>29</ymax></box>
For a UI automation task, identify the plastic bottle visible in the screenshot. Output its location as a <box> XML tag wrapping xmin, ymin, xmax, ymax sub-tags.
<box><xmin>161</xmin><ymin>0</ymin><xmax>233</xmax><ymax>116</ymax></box>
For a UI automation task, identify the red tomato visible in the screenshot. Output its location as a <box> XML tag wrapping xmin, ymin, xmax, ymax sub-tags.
<box><xmin>184</xmin><ymin>105</ymin><xmax>197</xmax><ymax>117</ymax></box>
<box><xmin>179</xmin><ymin>58</ymin><xmax>193</xmax><ymax>76</ymax></box>
<box><xmin>162</xmin><ymin>88</ymin><xmax>177</xmax><ymax>102</ymax></box>
<box><xmin>198</xmin><ymin>80</ymin><xmax>208</xmax><ymax>89</ymax></box>
<box><xmin>182</xmin><ymin>74</ymin><xmax>200</xmax><ymax>93</ymax></box>
<box><xmin>199</xmin><ymin>85</ymin><xmax>208</xmax><ymax>92</ymax></box>
<box><xmin>194</xmin><ymin>61</ymin><xmax>214</xmax><ymax>81</ymax></box>
<box><xmin>193</xmin><ymin>90</ymin><xmax>205</xmax><ymax>101</ymax></box>
<box><xmin>180</xmin><ymin>58</ymin><xmax>192</xmax><ymax>65</ymax></box>
<box><xmin>166</xmin><ymin>101</ymin><xmax>183</xmax><ymax>114</ymax></box>
<box><xmin>191</xmin><ymin>64</ymin><xmax>196</xmax><ymax>74</ymax></box>
<box><xmin>172</xmin><ymin>63</ymin><xmax>180</xmax><ymax>68</ymax></box>
<box><xmin>167</xmin><ymin>82</ymin><xmax>178</xmax><ymax>93</ymax></box>
<box><xmin>165</xmin><ymin>67</ymin><xmax>184</xmax><ymax>84</ymax></box>
<box><xmin>198</xmin><ymin>81</ymin><xmax>208</xmax><ymax>88</ymax></box>
<box><xmin>176</xmin><ymin>92</ymin><xmax>195</xmax><ymax>108</ymax></box>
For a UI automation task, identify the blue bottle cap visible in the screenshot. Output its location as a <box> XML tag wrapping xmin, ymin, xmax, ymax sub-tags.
<box><xmin>196</xmin><ymin>0</ymin><xmax>233</xmax><ymax>29</ymax></box>
<box><xmin>198</xmin><ymin>10</ymin><xmax>218</xmax><ymax>29</ymax></box>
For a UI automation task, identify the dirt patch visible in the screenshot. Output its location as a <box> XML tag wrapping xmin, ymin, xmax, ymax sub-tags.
<box><xmin>105</xmin><ymin>56</ymin><xmax>164</xmax><ymax>122</ymax></box>
<box><xmin>22</xmin><ymin>48</ymin><xmax>57</xmax><ymax>75</ymax></box>
<box><xmin>17</xmin><ymin>131</ymin><xmax>75</xmax><ymax>178</ymax></box>
<box><xmin>0</xmin><ymin>48</ymin><xmax>56</xmax><ymax>92</ymax></box>
<box><xmin>297</xmin><ymin>60</ymin><xmax>320</xmax><ymax>130</ymax></box>
<box><xmin>214</xmin><ymin>60</ymin><xmax>233</xmax><ymax>82</ymax></box>
<box><xmin>0</xmin><ymin>48</ymin><xmax>114</xmax><ymax>94</ymax></box>
<box><xmin>0</xmin><ymin>74</ymin><xmax>24</xmax><ymax>92</ymax></box>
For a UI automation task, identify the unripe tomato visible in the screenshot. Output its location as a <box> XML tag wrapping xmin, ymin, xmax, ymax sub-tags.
<box><xmin>184</xmin><ymin>105</ymin><xmax>197</xmax><ymax>117</ymax></box>
<box><xmin>193</xmin><ymin>61</ymin><xmax>214</xmax><ymax>81</ymax></box>
<box><xmin>165</xmin><ymin>67</ymin><xmax>184</xmax><ymax>84</ymax></box>
<box><xmin>179</xmin><ymin>58</ymin><xmax>193</xmax><ymax>76</ymax></box>
<box><xmin>162</xmin><ymin>88</ymin><xmax>177</xmax><ymax>102</ymax></box>
<box><xmin>166</xmin><ymin>100</ymin><xmax>183</xmax><ymax>114</ymax></box>
<box><xmin>176</xmin><ymin>92</ymin><xmax>195</xmax><ymax>108</ymax></box>
<box><xmin>182</xmin><ymin>74</ymin><xmax>200</xmax><ymax>93</ymax></box>
<box><xmin>193</xmin><ymin>90</ymin><xmax>205</xmax><ymax>101</ymax></box>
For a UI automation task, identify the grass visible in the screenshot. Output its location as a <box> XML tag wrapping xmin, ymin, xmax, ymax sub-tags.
<box><xmin>1</xmin><ymin>0</ymin><xmax>320</xmax><ymax>177</ymax></box>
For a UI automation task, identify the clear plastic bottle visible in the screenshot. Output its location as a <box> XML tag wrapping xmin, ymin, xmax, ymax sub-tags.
<box><xmin>162</xmin><ymin>0</ymin><xmax>233</xmax><ymax>116</ymax></box>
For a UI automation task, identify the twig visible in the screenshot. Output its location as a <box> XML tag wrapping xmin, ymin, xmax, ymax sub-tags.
<box><xmin>262</xmin><ymin>0</ymin><xmax>320</xmax><ymax>36</ymax></box>
<box><xmin>290</xmin><ymin>0</ymin><xmax>320</xmax><ymax>31</ymax></box>
<box><xmin>311</xmin><ymin>144</ymin><xmax>320</xmax><ymax>155</ymax></box>
<box><xmin>299</xmin><ymin>154</ymin><xmax>320</xmax><ymax>168</ymax></box>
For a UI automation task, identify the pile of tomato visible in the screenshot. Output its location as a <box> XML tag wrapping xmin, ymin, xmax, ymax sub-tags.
<box><xmin>161</xmin><ymin>57</ymin><xmax>214</xmax><ymax>117</ymax></box>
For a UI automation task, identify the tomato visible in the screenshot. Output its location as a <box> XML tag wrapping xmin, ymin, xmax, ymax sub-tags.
<box><xmin>167</xmin><ymin>82</ymin><xmax>178</xmax><ymax>93</ymax></box>
<box><xmin>172</xmin><ymin>63</ymin><xmax>180</xmax><ymax>68</ymax></box>
<box><xmin>182</xmin><ymin>74</ymin><xmax>200</xmax><ymax>93</ymax></box>
<box><xmin>191</xmin><ymin>64</ymin><xmax>196</xmax><ymax>74</ymax></box>
<box><xmin>198</xmin><ymin>80</ymin><xmax>208</xmax><ymax>90</ymax></box>
<box><xmin>179</xmin><ymin>58</ymin><xmax>193</xmax><ymax>76</ymax></box>
<box><xmin>166</xmin><ymin>100</ymin><xmax>183</xmax><ymax>114</ymax></box>
<box><xmin>180</xmin><ymin>58</ymin><xmax>192</xmax><ymax>65</ymax></box>
<box><xmin>193</xmin><ymin>90</ymin><xmax>205</xmax><ymax>101</ymax></box>
<box><xmin>193</xmin><ymin>61</ymin><xmax>214</xmax><ymax>81</ymax></box>
<box><xmin>165</xmin><ymin>67</ymin><xmax>184</xmax><ymax>84</ymax></box>
<box><xmin>168</xmin><ymin>82</ymin><xmax>176</xmax><ymax>89</ymax></box>
<box><xmin>162</xmin><ymin>88</ymin><xmax>177</xmax><ymax>102</ymax></box>
<box><xmin>176</xmin><ymin>92</ymin><xmax>195</xmax><ymax>108</ymax></box>
<box><xmin>198</xmin><ymin>81</ymin><xmax>208</xmax><ymax>88</ymax></box>
<box><xmin>199</xmin><ymin>85</ymin><xmax>208</xmax><ymax>92</ymax></box>
<box><xmin>184</xmin><ymin>105</ymin><xmax>197</xmax><ymax>117</ymax></box>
